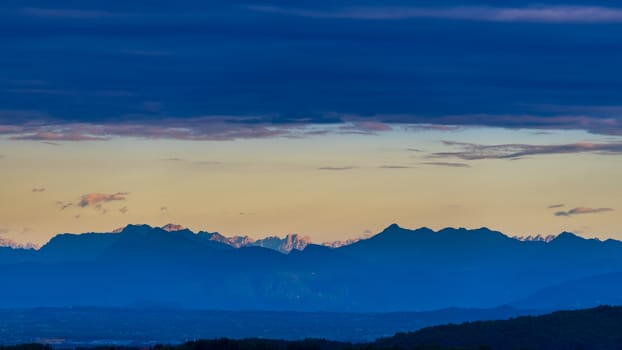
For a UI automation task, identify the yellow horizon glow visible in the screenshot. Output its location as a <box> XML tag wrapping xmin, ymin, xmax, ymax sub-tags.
<box><xmin>1</xmin><ymin>127</ymin><xmax>621</xmax><ymax>246</ymax></box>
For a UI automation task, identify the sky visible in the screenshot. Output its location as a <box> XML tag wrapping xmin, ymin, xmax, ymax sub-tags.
<box><xmin>1</xmin><ymin>0</ymin><xmax>621</xmax><ymax>245</ymax></box>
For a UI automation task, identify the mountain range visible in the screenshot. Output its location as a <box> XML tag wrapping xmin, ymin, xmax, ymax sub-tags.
<box><xmin>136</xmin><ymin>223</ymin><xmax>314</xmax><ymax>254</ymax></box>
<box><xmin>1</xmin><ymin>223</ymin><xmax>622</xmax><ymax>311</ymax></box>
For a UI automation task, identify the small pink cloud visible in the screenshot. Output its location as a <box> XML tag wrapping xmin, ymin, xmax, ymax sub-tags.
<box><xmin>78</xmin><ymin>192</ymin><xmax>129</xmax><ymax>208</ymax></box>
<box><xmin>352</xmin><ymin>121</ymin><xmax>392</xmax><ymax>132</ymax></box>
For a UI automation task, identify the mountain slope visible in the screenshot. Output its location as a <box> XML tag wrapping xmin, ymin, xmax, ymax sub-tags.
<box><xmin>513</xmin><ymin>271</ymin><xmax>622</xmax><ymax>310</ymax></box>
<box><xmin>2</xmin><ymin>224</ymin><xmax>622</xmax><ymax>311</ymax></box>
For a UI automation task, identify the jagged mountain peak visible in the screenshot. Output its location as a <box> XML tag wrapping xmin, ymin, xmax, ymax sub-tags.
<box><xmin>513</xmin><ymin>234</ymin><xmax>558</xmax><ymax>243</ymax></box>
<box><xmin>113</xmin><ymin>223</ymin><xmax>190</xmax><ymax>235</ymax></box>
<box><xmin>378</xmin><ymin>224</ymin><xmax>433</xmax><ymax>236</ymax></box>
<box><xmin>118</xmin><ymin>224</ymin><xmax>154</xmax><ymax>233</ymax></box>
<box><xmin>112</xmin><ymin>224</ymin><xmax>155</xmax><ymax>234</ymax></box>
<box><xmin>0</xmin><ymin>238</ymin><xmax>39</xmax><ymax>250</ymax></box>
<box><xmin>251</xmin><ymin>233</ymin><xmax>312</xmax><ymax>253</ymax></box>
<box><xmin>161</xmin><ymin>223</ymin><xmax>185</xmax><ymax>232</ymax></box>
<box><xmin>552</xmin><ymin>231</ymin><xmax>584</xmax><ymax>242</ymax></box>
<box><xmin>548</xmin><ymin>231</ymin><xmax>609</xmax><ymax>246</ymax></box>
<box><xmin>384</xmin><ymin>223</ymin><xmax>403</xmax><ymax>231</ymax></box>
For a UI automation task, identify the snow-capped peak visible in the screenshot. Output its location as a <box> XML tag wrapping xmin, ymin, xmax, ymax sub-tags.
<box><xmin>0</xmin><ymin>237</ymin><xmax>39</xmax><ymax>250</ymax></box>
<box><xmin>513</xmin><ymin>234</ymin><xmax>557</xmax><ymax>243</ymax></box>
<box><xmin>161</xmin><ymin>223</ymin><xmax>185</xmax><ymax>232</ymax></box>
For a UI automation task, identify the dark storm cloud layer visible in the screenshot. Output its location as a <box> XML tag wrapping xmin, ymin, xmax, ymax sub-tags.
<box><xmin>2</xmin><ymin>1</ymin><xmax>622</xmax><ymax>137</ymax></box>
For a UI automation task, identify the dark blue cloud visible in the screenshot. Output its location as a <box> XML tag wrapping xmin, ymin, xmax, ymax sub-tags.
<box><xmin>1</xmin><ymin>1</ymin><xmax>622</xmax><ymax>138</ymax></box>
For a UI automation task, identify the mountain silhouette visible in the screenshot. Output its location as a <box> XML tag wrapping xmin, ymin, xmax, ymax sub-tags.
<box><xmin>2</xmin><ymin>224</ymin><xmax>622</xmax><ymax>311</ymax></box>
<box><xmin>153</xmin><ymin>224</ymin><xmax>313</xmax><ymax>253</ymax></box>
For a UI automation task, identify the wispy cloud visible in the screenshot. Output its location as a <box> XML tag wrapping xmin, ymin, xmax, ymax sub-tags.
<box><xmin>250</xmin><ymin>5</ymin><xmax>622</xmax><ymax>23</ymax></box>
<box><xmin>31</xmin><ymin>188</ymin><xmax>46</xmax><ymax>193</ymax></box>
<box><xmin>403</xmin><ymin>124</ymin><xmax>462</xmax><ymax>132</ymax></box>
<box><xmin>416</xmin><ymin>114</ymin><xmax>622</xmax><ymax>136</ymax></box>
<box><xmin>55</xmin><ymin>201</ymin><xmax>72</xmax><ymax>210</ymax></box>
<box><xmin>318</xmin><ymin>166</ymin><xmax>357</xmax><ymax>171</ymax></box>
<box><xmin>431</xmin><ymin>141</ymin><xmax>622</xmax><ymax>160</ymax></box>
<box><xmin>2</xmin><ymin>113</ymin><xmax>622</xmax><ymax>142</ymax></box>
<box><xmin>548</xmin><ymin>204</ymin><xmax>565</xmax><ymax>209</ymax></box>
<box><xmin>11</xmin><ymin>131</ymin><xmax>108</xmax><ymax>141</ymax></box>
<box><xmin>339</xmin><ymin>121</ymin><xmax>392</xmax><ymax>135</ymax></box>
<box><xmin>0</xmin><ymin>118</ymin><xmax>300</xmax><ymax>141</ymax></box>
<box><xmin>378</xmin><ymin>165</ymin><xmax>412</xmax><ymax>169</ymax></box>
<box><xmin>194</xmin><ymin>161</ymin><xmax>223</xmax><ymax>166</ymax></box>
<box><xmin>78</xmin><ymin>192</ymin><xmax>129</xmax><ymax>208</ymax></box>
<box><xmin>555</xmin><ymin>207</ymin><xmax>614</xmax><ymax>217</ymax></box>
<box><xmin>161</xmin><ymin>157</ymin><xmax>223</xmax><ymax>166</ymax></box>
<box><xmin>421</xmin><ymin>162</ymin><xmax>470</xmax><ymax>168</ymax></box>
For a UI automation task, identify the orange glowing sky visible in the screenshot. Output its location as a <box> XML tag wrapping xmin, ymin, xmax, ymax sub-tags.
<box><xmin>1</xmin><ymin>126</ymin><xmax>620</xmax><ymax>246</ymax></box>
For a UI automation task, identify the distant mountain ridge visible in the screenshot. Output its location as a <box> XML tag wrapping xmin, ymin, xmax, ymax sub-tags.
<box><xmin>4</xmin><ymin>223</ymin><xmax>610</xmax><ymax>255</ymax></box>
<box><xmin>134</xmin><ymin>223</ymin><xmax>314</xmax><ymax>253</ymax></box>
<box><xmin>2</xmin><ymin>223</ymin><xmax>622</xmax><ymax>312</ymax></box>
<box><xmin>86</xmin><ymin>223</ymin><xmax>594</xmax><ymax>254</ymax></box>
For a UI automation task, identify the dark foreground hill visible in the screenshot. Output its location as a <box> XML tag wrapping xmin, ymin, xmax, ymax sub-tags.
<box><xmin>0</xmin><ymin>341</ymin><xmax>479</xmax><ymax>350</ymax></box>
<box><xmin>377</xmin><ymin>305</ymin><xmax>622</xmax><ymax>350</ymax></box>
